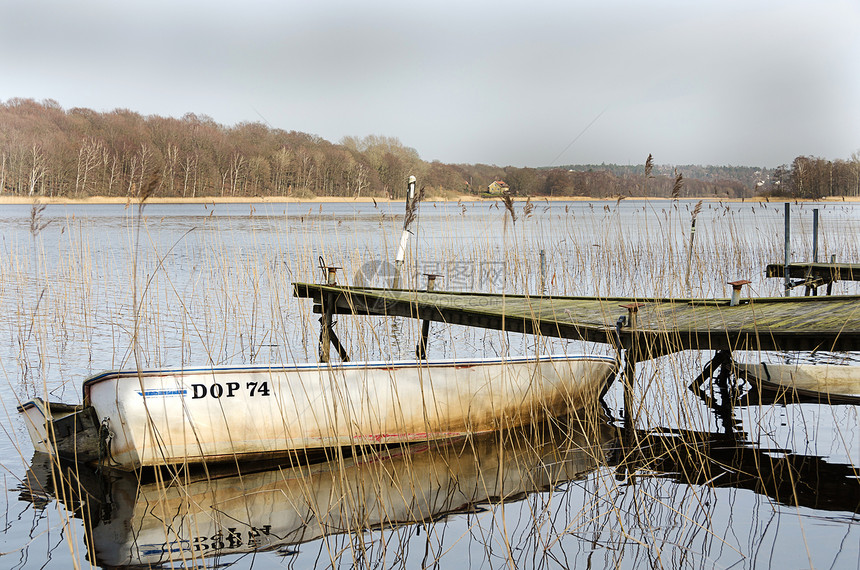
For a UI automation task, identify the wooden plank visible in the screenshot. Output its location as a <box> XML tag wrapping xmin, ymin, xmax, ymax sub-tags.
<box><xmin>293</xmin><ymin>283</ymin><xmax>860</xmax><ymax>357</ymax></box>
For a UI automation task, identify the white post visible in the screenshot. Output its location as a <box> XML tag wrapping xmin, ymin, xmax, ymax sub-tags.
<box><xmin>393</xmin><ymin>175</ymin><xmax>417</xmax><ymax>288</ymax></box>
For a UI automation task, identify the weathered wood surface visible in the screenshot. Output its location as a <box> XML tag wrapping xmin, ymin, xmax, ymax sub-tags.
<box><xmin>293</xmin><ymin>283</ymin><xmax>860</xmax><ymax>358</ymax></box>
<box><xmin>766</xmin><ymin>263</ymin><xmax>860</xmax><ymax>282</ymax></box>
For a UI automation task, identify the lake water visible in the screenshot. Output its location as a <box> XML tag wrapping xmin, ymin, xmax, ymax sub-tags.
<box><xmin>0</xmin><ymin>199</ymin><xmax>858</xmax><ymax>568</ymax></box>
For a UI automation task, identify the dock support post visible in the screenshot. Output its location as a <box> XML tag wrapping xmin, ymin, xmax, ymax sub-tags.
<box><xmin>812</xmin><ymin>208</ymin><xmax>819</xmax><ymax>263</ymax></box>
<box><xmin>784</xmin><ymin>202</ymin><xmax>791</xmax><ymax>296</ymax></box>
<box><xmin>319</xmin><ymin>266</ymin><xmax>340</xmax><ymax>363</ymax></box>
<box><xmin>620</xmin><ymin>303</ymin><xmax>644</xmax><ymax>433</ymax></box>
<box><xmin>686</xmin><ymin>349</ymin><xmax>737</xmax><ymax>434</ymax></box>
<box><xmin>805</xmin><ymin>208</ymin><xmax>821</xmax><ymax>296</ymax></box>
<box><xmin>622</xmin><ymin>348</ymin><xmax>636</xmax><ymax>432</ymax></box>
<box><xmin>687</xmin><ymin>349</ymin><xmax>734</xmax><ymax>433</ymax></box>
<box><xmin>416</xmin><ymin>274</ymin><xmax>440</xmax><ymax>359</ymax></box>
<box><xmin>713</xmin><ymin>349</ymin><xmax>736</xmax><ymax>434</ymax></box>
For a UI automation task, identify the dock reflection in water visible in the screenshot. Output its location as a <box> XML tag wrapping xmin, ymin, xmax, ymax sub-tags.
<box><xmin>679</xmin><ymin>372</ymin><xmax>860</xmax><ymax>514</ymax></box>
<box><xmin>19</xmin><ymin>419</ymin><xmax>615</xmax><ymax>568</ymax></box>
<box><xmin>622</xmin><ymin>426</ymin><xmax>860</xmax><ymax>515</ymax></box>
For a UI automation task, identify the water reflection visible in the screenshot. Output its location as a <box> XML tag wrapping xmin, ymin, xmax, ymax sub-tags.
<box><xmin>18</xmin><ymin>395</ymin><xmax>860</xmax><ymax>569</ymax></box>
<box><xmin>621</xmin><ymin>426</ymin><xmax>860</xmax><ymax>514</ymax></box>
<box><xmin>5</xmin><ymin>200</ymin><xmax>858</xmax><ymax>567</ymax></box>
<box><xmin>19</xmin><ymin>419</ymin><xmax>614</xmax><ymax>568</ymax></box>
<box><xmin>679</xmin><ymin>369</ymin><xmax>860</xmax><ymax>513</ymax></box>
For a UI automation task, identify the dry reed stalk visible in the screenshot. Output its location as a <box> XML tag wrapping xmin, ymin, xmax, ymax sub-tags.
<box><xmin>4</xmin><ymin>198</ymin><xmax>859</xmax><ymax>568</ymax></box>
<box><xmin>402</xmin><ymin>185</ymin><xmax>425</xmax><ymax>230</ymax></box>
<box><xmin>501</xmin><ymin>195</ymin><xmax>517</xmax><ymax>227</ymax></box>
<box><xmin>523</xmin><ymin>196</ymin><xmax>534</xmax><ymax>219</ymax></box>
<box><xmin>671</xmin><ymin>169</ymin><xmax>684</xmax><ymax>199</ymax></box>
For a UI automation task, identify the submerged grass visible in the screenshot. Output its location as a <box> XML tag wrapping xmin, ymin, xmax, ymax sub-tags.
<box><xmin>1</xmin><ymin>196</ymin><xmax>858</xmax><ymax>568</ymax></box>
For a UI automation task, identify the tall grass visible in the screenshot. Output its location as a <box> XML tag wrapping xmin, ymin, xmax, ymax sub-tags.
<box><xmin>2</xmin><ymin>197</ymin><xmax>858</xmax><ymax>568</ymax></box>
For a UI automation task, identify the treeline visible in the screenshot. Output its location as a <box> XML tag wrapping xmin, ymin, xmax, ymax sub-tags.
<box><xmin>766</xmin><ymin>156</ymin><xmax>860</xmax><ymax>199</ymax></box>
<box><xmin>560</xmin><ymin>163</ymin><xmax>769</xmax><ymax>189</ymax></box>
<box><xmin>1</xmin><ymin>98</ymin><xmax>857</xmax><ymax>200</ymax></box>
<box><xmin>0</xmin><ymin>98</ymin><xmax>435</xmax><ymax>199</ymax></box>
<box><xmin>490</xmin><ymin>165</ymin><xmax>749</xmax><ymax>198</ymax></box>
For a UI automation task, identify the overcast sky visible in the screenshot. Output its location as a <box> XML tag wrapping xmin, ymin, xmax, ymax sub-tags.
<box><xmin>2</xmin><ymin>0</ymin><xmax>858</xmax><ymax>167</ymax></box>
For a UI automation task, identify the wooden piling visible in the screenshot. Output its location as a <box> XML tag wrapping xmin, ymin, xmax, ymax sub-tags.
<box><xmin>812</xmin><ymin>208</ymin><xmax>819</xmax><ymax>263</ymax></box>
<box><xmin>620</xmin><ymin>303</ymin><xmax>645</xmax><ymax>431</ymax></box>
<box><xmin>416</xmin><ymin>274</ymin><xmax>440</xmax><ymax>359</ymax></box>
<box><xmin>784</xmin><ymin>202</ymin><xmax>791</xmax><ymax>296</ymax></box>
<box><xmin>319</xmin><ymin>267</ymin><xmax>339</xmax><ymax>363</ymax></box>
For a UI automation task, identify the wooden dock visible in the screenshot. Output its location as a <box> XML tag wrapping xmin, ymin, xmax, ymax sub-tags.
<box><xmin>765</xmin><ymin>262</ymin><xmax>860</xmax><ymax>282</ymax></box>
<box><xmin>293</xmin><ymin>283</ymin><xmax>860</xmax><ymax>360</ymax></box>
<box><xmin>766</xmin><ymin>262</ymin><xmax>860</xmax><ymax>295</ymax></box>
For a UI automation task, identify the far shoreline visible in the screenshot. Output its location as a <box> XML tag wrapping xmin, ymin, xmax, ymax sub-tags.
<box><xmin>1</xmin><ymin>194</ymin><xmax>858</xmax><ymax>206</ymax></box>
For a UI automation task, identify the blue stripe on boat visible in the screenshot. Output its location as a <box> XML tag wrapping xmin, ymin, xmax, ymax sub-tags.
<box><xmin>135</xmin><ymin>389</ymin><xmax>188</xmax><ymax>397</ymax></box>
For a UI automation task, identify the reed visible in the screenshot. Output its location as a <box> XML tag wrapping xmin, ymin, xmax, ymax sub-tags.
<box><xmin>2</xmin><ymin>196</ymin><xmax>858</xmax><ymax>568</ymax></box>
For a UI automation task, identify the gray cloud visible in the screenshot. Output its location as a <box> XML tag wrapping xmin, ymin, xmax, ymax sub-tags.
<box><xmin>2</xmin><ymin>0</ymin><xmax>857</xmax><ymax>167</ymax></box>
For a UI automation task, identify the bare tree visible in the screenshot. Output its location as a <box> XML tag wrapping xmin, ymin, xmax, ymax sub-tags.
<box><xmin>271</xmin><ymin>146</ymin><xmax>292</xmax><ymax>195</ymax></box>
<box><xmin>103</xmin><ymin>146</ymin><xmax>119</xmax><ymax>195</ymax></box>
<box><xmin>181</xmin><ymin>153</ymin><xmax>198</xmax><ymax>198</ymax></box>
<box><xmin>75</xmin><ymin>138</ymin><xmax>102</xmax><ymax>195</ymax></box>
<box><xmin>851</xmin><ymin>151</ymin><xmax>860</xmax><ymax>197</ymax></box>
<box><xmin>228</xmin><ymin>152</ymin><xmax>246</xmax><ymax>196</ymax></box>
<box><xmin>126</xmin><ymin>155</ymin><xmax>138</xmax><ymax>197</ymax></box>
<box><xmin>163</xmin><ymin>143</ymin><xmax>179</xmax><ymax>196</ymax></box>
<box><xmin>27</xmin><ymin>144</ymin><xmax>47</xmax><ymax>196</ymax></box>
<box><xmin>0</xmin><ymin>152</ymin><xmax>6</xmax><ymax>194</ymax></box>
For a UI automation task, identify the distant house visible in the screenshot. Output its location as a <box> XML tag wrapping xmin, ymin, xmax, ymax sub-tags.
<box><xmin>487</xmin><ymin>180</ymin><xmax>509</xmax><ymax>194</ymax></box>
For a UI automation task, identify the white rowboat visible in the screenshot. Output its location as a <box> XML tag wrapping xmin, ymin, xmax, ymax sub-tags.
<box><xmin>735</xmin><ymin>362</ymin><xmax>860</xmax><ymax>405</ymax></box>
<box><xmin>18</xmin><ymin>354</ymin><xmax>617</xmax><ymax>470</ymax></box>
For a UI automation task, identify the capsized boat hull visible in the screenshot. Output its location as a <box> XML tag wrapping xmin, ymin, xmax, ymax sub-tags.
<box><xmin>19</xmin><ymin>354</ymin><xmax>617</xmax><ymax>470</ymax></box>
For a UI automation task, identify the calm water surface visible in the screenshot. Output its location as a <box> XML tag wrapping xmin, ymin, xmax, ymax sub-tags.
<box><xmin>0</xmin><ymin>199</ymin><xmax>857</xmax><ymax>568</ymax></box>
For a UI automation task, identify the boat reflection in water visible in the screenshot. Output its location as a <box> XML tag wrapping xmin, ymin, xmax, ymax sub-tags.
<box><xmin>20</xmin><ymin>418</ymin><xmax>615</xmax><ymax>568</ymax></box>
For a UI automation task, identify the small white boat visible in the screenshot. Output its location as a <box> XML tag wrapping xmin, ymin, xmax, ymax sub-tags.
<box><xmin>18</xmin><ymin>354</ymin><xmax>617</xmax><ymax>470</ymax></box>
<box><xmin>735</xmin><ymin>362</ymin><xmax>860</xmax><ymax>404</ymax></box>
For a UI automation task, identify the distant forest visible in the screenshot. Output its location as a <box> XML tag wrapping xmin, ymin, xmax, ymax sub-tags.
<box><xmin>2</xmin><ymin>98</ymin><xmax>858</xmax><ymax>200</ymax></box>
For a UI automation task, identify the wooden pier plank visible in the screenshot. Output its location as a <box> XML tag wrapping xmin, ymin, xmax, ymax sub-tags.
<box><xmin>294</xmin><ymin>283</ymin><xmax>860</xmax><ymax>357</ymax></box>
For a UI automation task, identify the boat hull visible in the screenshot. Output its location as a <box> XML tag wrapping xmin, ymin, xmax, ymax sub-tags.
<box><xmin>735</xmin><ymin>362</ymin><xmax>860</xmax><ymax>404</ymax></box>
<box><xmin>23</xmin><ymin>355</ymin><xmax>617</xmax><ymax>470</ymax></box>
<box><xmin>17</xmin><ymin>399</ymin><xmax>101</xmax><ymax>461</ymax></box>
